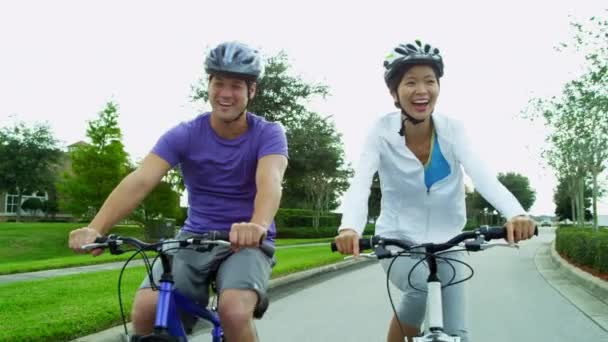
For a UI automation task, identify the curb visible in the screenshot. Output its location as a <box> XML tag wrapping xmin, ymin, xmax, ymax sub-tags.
<box><xmin>549</xmin><ymin>240</ymin><xmax>608</xmax><ymax>304</ymax></box>
<box><xmin>71</xmin><ymin>258</ymin><xmax>374</xmax><ymax>342</ymax></box>
<box><xmin>535</xmin><ymin>241</ymin><xmax>608</xmax><ymax>332</ymax></box>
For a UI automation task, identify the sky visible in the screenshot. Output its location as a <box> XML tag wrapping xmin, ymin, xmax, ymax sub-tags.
<box><xmin>1</xmin><ymin>0</ymin><xmax>607</xmax><ymax>216</ymax></box>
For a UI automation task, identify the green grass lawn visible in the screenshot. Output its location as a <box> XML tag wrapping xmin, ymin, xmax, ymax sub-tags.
<box><xmin>0</xmin><ymin>245</ymin><xmax>344</xmax><ymax>342</ymax></box>
<box><xmin>275</xmin><ymin>237</ymin><xmax>335</xmax><ymax>246</ymax></box>
<box><xmin>0</xmin><ymin>222</ymin><xmax>148</xmax><ymax>274</ymax></box>
<box><xmin>0</xmin><ymin>223</ymin><xmax>337</xmax><ymax>274</ymax></box>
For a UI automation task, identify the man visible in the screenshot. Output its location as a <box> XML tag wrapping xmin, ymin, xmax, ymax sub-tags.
<box><xmin>69</xmin><ymin>41</ymin><xmax>288</xmax><ymax>342</ymax></box>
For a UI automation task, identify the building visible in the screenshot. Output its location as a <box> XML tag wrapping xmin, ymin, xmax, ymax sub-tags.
<box><xmin>0</xmin><ymin>141</ymin><xmax>85</xmax><ymax>222</ymax></box>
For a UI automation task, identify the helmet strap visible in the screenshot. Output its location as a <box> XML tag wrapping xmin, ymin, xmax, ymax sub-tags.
<box><xmin>396</xmin><ymin>100</ymin><xmax>425</xmax><ymax>136</ymax></box>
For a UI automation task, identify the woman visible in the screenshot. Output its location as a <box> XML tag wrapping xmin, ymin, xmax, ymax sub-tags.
<box><xmin>334</xmin><ymin>40</ymin><xmax>536</xmax><ymax>342</ymax></box>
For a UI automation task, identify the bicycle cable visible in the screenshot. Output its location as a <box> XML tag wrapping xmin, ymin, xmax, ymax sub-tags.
<box><xmin>385</xmin><ymin>250</ymin><xmax>427</xmax><ymax>338</ymax></box>
<box><xmin>384</xmin><ymin>247</ymin><xmax>475</xmax><ymax>337</ymax></box>
<box><xmin>117</xmin><ymin>248</ymin><xmax>149</xmax><ymax>336</ymax></box>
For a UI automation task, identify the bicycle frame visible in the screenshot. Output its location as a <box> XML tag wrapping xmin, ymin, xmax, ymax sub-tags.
<box><xmin>143</xmin><ymin>253</ymin><xmax>223</xmax><ymax>342</ymax></box>
<box><xmin>82</xmin><ymin>234</ymin><xmax>233</xmax><ymax>342</ymax></box>
<box><xmin>415</xmin><ymin>253</ymin><xmax>460</xmax><ymax>342</ymax></box>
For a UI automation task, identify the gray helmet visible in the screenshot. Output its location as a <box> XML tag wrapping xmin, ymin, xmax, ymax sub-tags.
<box><xmin>205</xmin><ymin>41</ymin><xmax>263</xmax><ymax>81</ymax></box>
<box><xmin>383</xmin><ymin>40</ymin><xmax>444</xmax><ymax>89</ymax></box>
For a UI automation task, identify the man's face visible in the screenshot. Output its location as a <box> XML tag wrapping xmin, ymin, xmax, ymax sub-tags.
<box><xmin>208</xmin><ymin>75</ymin><xmax>255</xmax><ymax>122</ymax></box>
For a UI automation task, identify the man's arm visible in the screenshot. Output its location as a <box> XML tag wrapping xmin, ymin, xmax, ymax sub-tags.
<box><xmin>69</xmin><ymin>153</ymin><xmax>173</xmax><ymax>254</ymax></box>
<box><xmin>250</xmin><ymin>154</ymin><xmax>288</xmax><ymax>229</ymax></box>
<box><xmin>88</xmin><ymin>153</ymin><xmax>172</xmax><ymax>235</ymax></box>
<box><xmin>229</xmin><ymin>154</ymin><xmax>288</xmax><ymax>248</ymax></box>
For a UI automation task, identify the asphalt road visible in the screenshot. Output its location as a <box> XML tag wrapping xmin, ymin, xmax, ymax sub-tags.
<box><xmin>246</xmin><ymin>228</ymin><xmax>608</xmax><ymax>341</ymax></box>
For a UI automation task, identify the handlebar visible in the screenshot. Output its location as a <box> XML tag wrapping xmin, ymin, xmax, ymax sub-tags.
<box><xmin>330</xmin><ymin>225</ymin><xmax>538</xmax><ymax>257</ymax></box>
<box><xmin>81</xmin><ymin>231</ymin><xmax>232</xmax><ymax>255</ymax></box>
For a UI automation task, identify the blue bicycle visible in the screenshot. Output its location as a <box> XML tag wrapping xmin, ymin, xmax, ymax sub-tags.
<box><xmin>83</xmin><ymin>231</ymin><xmax>234</xmax><ymax>342</ymax></box>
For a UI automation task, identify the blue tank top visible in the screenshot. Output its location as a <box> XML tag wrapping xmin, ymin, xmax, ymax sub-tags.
<box><xmin>424</xmin><ymin>130</ymin><xmax>451</xmax><ymax>190</ymax></box>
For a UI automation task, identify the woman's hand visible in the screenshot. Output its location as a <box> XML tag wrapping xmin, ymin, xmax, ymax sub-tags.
<box><xmin>505</xmin><ymin>215</ymin><xmax>536</xmax><ymax>244</ymax></box>
<box><xmin>334</xmin><ymin>229</ymin><xmax>361</xmax><ymax>256</ymax></box>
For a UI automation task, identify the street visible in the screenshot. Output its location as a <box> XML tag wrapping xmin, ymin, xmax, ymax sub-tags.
<box><xmin>248</xmin><ymin>229</ymin><xmax>608</xmax><ymax>341</ymax></box>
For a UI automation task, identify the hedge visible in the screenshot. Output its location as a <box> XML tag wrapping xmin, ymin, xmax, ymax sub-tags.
<box><xmin>275</xmin><ymin>208</ymin><xmax>342</xmax><ymax>228</ymax></box>
<box><xmin>555</xmin><ymin>226</ymin><xmax>608</xmax><ymax>274</ymax></box>
<box><xmin>276</xmin><ymin>224</ymin><xmax>375</xmax><ymax>239</ymax></box>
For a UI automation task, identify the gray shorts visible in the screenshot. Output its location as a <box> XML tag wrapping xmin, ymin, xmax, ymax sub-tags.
<box><xmin>139</xmin><ymin>230</ymin><xmax>275</xmax><ymax>319</ymax></box>
<box><xmin>380</xmin><ymin>250</ymin><xmax>470</xmax><ymax>342</ymax></box>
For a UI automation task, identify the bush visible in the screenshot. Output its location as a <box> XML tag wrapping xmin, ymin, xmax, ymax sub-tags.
<box><xmin>41</xmin><ymin>199</ymin><xmax>59</xmax><ymax>217</ymax></box>
<box><xmin>175</xmin><ymin>207</ymin><xmax>188</xmax><ymax>227</ymax></box>
<box><xmin>276</xmin><ymin>226</ymin><xmax>338</xmax><ymax>239</ymax></box>
<box><xmin>555</xmin><ymin>226</ymin><xmax>608</xmax><ymax>274</ymax></box>
<box><xmin>275</xmin><ymin>208</ymin><xmax>342</xmax><ymax>228</ymax></box>
<box><xmin>21</xmin><ymin>198</ymin><xmax>43</xmax><ymax>212</ymax></box>
<box><xmin>276</xmin><ymin>224</ymin><xmax>375</xmax><ymax>239</ymax></box>
<box><xmin>463</xmin><ymin>218</ymin><xmax>480</xmax><ymax>231</ymax></box>
<box><xmin>144</xmin><ymin>219</ymin><xmax>177</xmax><ymax>240</ymax></box>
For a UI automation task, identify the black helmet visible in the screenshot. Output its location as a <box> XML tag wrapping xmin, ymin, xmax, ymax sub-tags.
<box><xmin>205</xmin><ymin>41</ymin><xmax>263</xmax><ymax>81</ymax></box>
<box><xmin>383</xmin><ymin>40</ymin><xmax>444</xmax><ymax>90</ymax></box>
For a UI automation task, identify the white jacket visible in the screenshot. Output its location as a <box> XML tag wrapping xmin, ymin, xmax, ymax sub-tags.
<box><xmin>339</xmin><ymin>111</ymin><xmax>526</xmax><ymax>243</ymax></box>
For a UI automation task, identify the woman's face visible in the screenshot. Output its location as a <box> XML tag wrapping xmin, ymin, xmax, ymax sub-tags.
<box><xmin>391</xmin><ymin>65</ymin><xmax>440</xmax><ymax>121</ymax></box>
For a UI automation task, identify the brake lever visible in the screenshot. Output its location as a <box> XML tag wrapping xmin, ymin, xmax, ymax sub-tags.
<box><xmin>480</xmin><ymin>243</ymin><xmax>520</xmax><ymax>250</ymax></box>
<box><xmin>81</xmin><ymin>242</ymin><xmax>108</xmax><ymax>251</ymax></box>
<box><xmin>344</xmin><ymin>253</ymin><xmax>377</xmax><ymax>260</ymax></box>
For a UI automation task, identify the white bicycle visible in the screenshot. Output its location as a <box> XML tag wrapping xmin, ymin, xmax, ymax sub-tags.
<box><xmin>331</xmin><ymin>225</ymin><xmax>537</xmax><ymax>342</ymax></box>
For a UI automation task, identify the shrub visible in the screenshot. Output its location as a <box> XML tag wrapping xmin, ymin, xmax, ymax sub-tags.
<box><xmin>555</xmin><ymin>226</ymin><xmax>608</xmax><ymax>274</ymax></box>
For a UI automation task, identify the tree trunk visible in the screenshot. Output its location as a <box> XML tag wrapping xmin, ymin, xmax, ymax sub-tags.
<box><xmin>570</xmin><ymin>197</ymin><xmax>576</xmax><ymax>223</ymax></box>
<box><xmin>592</xmin><ymin>171</ymin><xmax>599</xmax><ymax>232</ymax></box>
<box><xmin>567</xmin><ymin>178</ymin><xmax>576</xmax><ymax>223</ymax></box>
<box><xmin>579</xmin><ymin>176</ymin><xmax>585</xmax><ymax>226</ymax></box>
<box><xmin>574</xmin><ymin>180</ymin><xmax>581</xmax><ymax>225</ymax></box>
<box><xmin>16</xmin><ymin>188</ymin><xmax>22</xmax><ymax>222</ymax></box>
<box><xmin>312</xmin><ymin>204</ymin><xmax>320</xmax><ymax>231</ymax></box>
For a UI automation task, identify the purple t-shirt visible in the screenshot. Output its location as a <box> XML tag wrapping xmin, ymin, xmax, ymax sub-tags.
<box><xmin>152</xmin><ymin>112</ymin><xmax>288</xmax><ymax>241</ymax></box>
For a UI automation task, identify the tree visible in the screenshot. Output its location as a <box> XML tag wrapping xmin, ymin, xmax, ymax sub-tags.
<box><xmin>57</xmin><ymin>102</ymin><xmax>130</xmax><ymax>218</ymax></box>
<box><xmin>526</xmin><ymin>13</ymin><xmax>608</xmax><ymax>231</ymax></box>
<box><xmin>368</xmin><ymin>173</ymin><xmax>381</xmax><ymax>223</ymax></box>
<box><xmin>554</xmin><ymin>176</ymin><xmax>592</xmax><ymax>221</ymax></box>
<box><xmin>192</xmin><ymin>50</ymin><xmax>352</xmax><ymax>221</ymax></box>
<box><xmin>467</xmin><ymin>172</ymin><xmax>537</xmax><ymax>215</ymax></box>
<box><xmin>0</xmin><ymin>121</ymin><xmax>61</xmax><ymax>221</ymax></box>
<box><xmin>285</xmin><ymin>112</ymin><xmax>352</xmax><ymax>228</ymax></box>
<box><xmin>41</xmin><ymin>197</ymin><xmax>60</xmax><ymax>219</ymax></box>
<box><xmin>570</xmin><ymin>14</ymin><xmax>608</xmax><ymax>228</ymax></box>
<box><xmin>128</xmin><ymin>179</ymin><xmax>181</xmax><ymax>240</ymax></box>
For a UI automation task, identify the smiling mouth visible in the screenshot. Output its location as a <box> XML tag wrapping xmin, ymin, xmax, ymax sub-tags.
<box><xmin>412</xmin><ymin>100</ymin><xmax>429</xmax><ymax>112</ymax></box>
<box><xmin>217</xmin><ymin>101</ymin><xmax>233</xmax><ymax>109</ymax></box>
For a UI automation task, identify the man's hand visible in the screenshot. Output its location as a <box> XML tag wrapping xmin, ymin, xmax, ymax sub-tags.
<box><xmin>68</xmin><ymin>227</ymin><xmax>103</xmax><ymax>256</ymax></box>
<box><xmin>229</xmin><ymin>222</ymin><xmax>268</xmax><ymax>250</ymax></box>
<box><xmin>334</xmin><ymin>229</ymin><xmax>360</xmax><ymax>256</ymax></box>
<box><xmin>505</xmin><ymin>215</ymin><xmax>536</xmax><ymax>244</ymax></box>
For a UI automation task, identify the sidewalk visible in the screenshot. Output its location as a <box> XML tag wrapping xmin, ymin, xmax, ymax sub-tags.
<box><xmin>535</xmin><ymin>240</ymin><xmax>608</xmax><ymax>332</ymax></box>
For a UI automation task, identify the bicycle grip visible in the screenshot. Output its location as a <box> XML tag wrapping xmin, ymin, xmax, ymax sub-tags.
<box><xmin>483</xmin><ymin>226</ymin><xmax>539</xmax><ymax>241</ymax></box>
<box><xmin>210</xmin><ymin>231</ymin><xmax>231</xmax><ymax>241</ymax></box>
<box><xmin>330</xmin><ymin>238</ymin><xmax>372</xmax><ymax>252</ymax></box>
<box><xmin>94</xmin><ymin>236</ymin><xmax>108</xmax><ymax>243</ymax></box>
